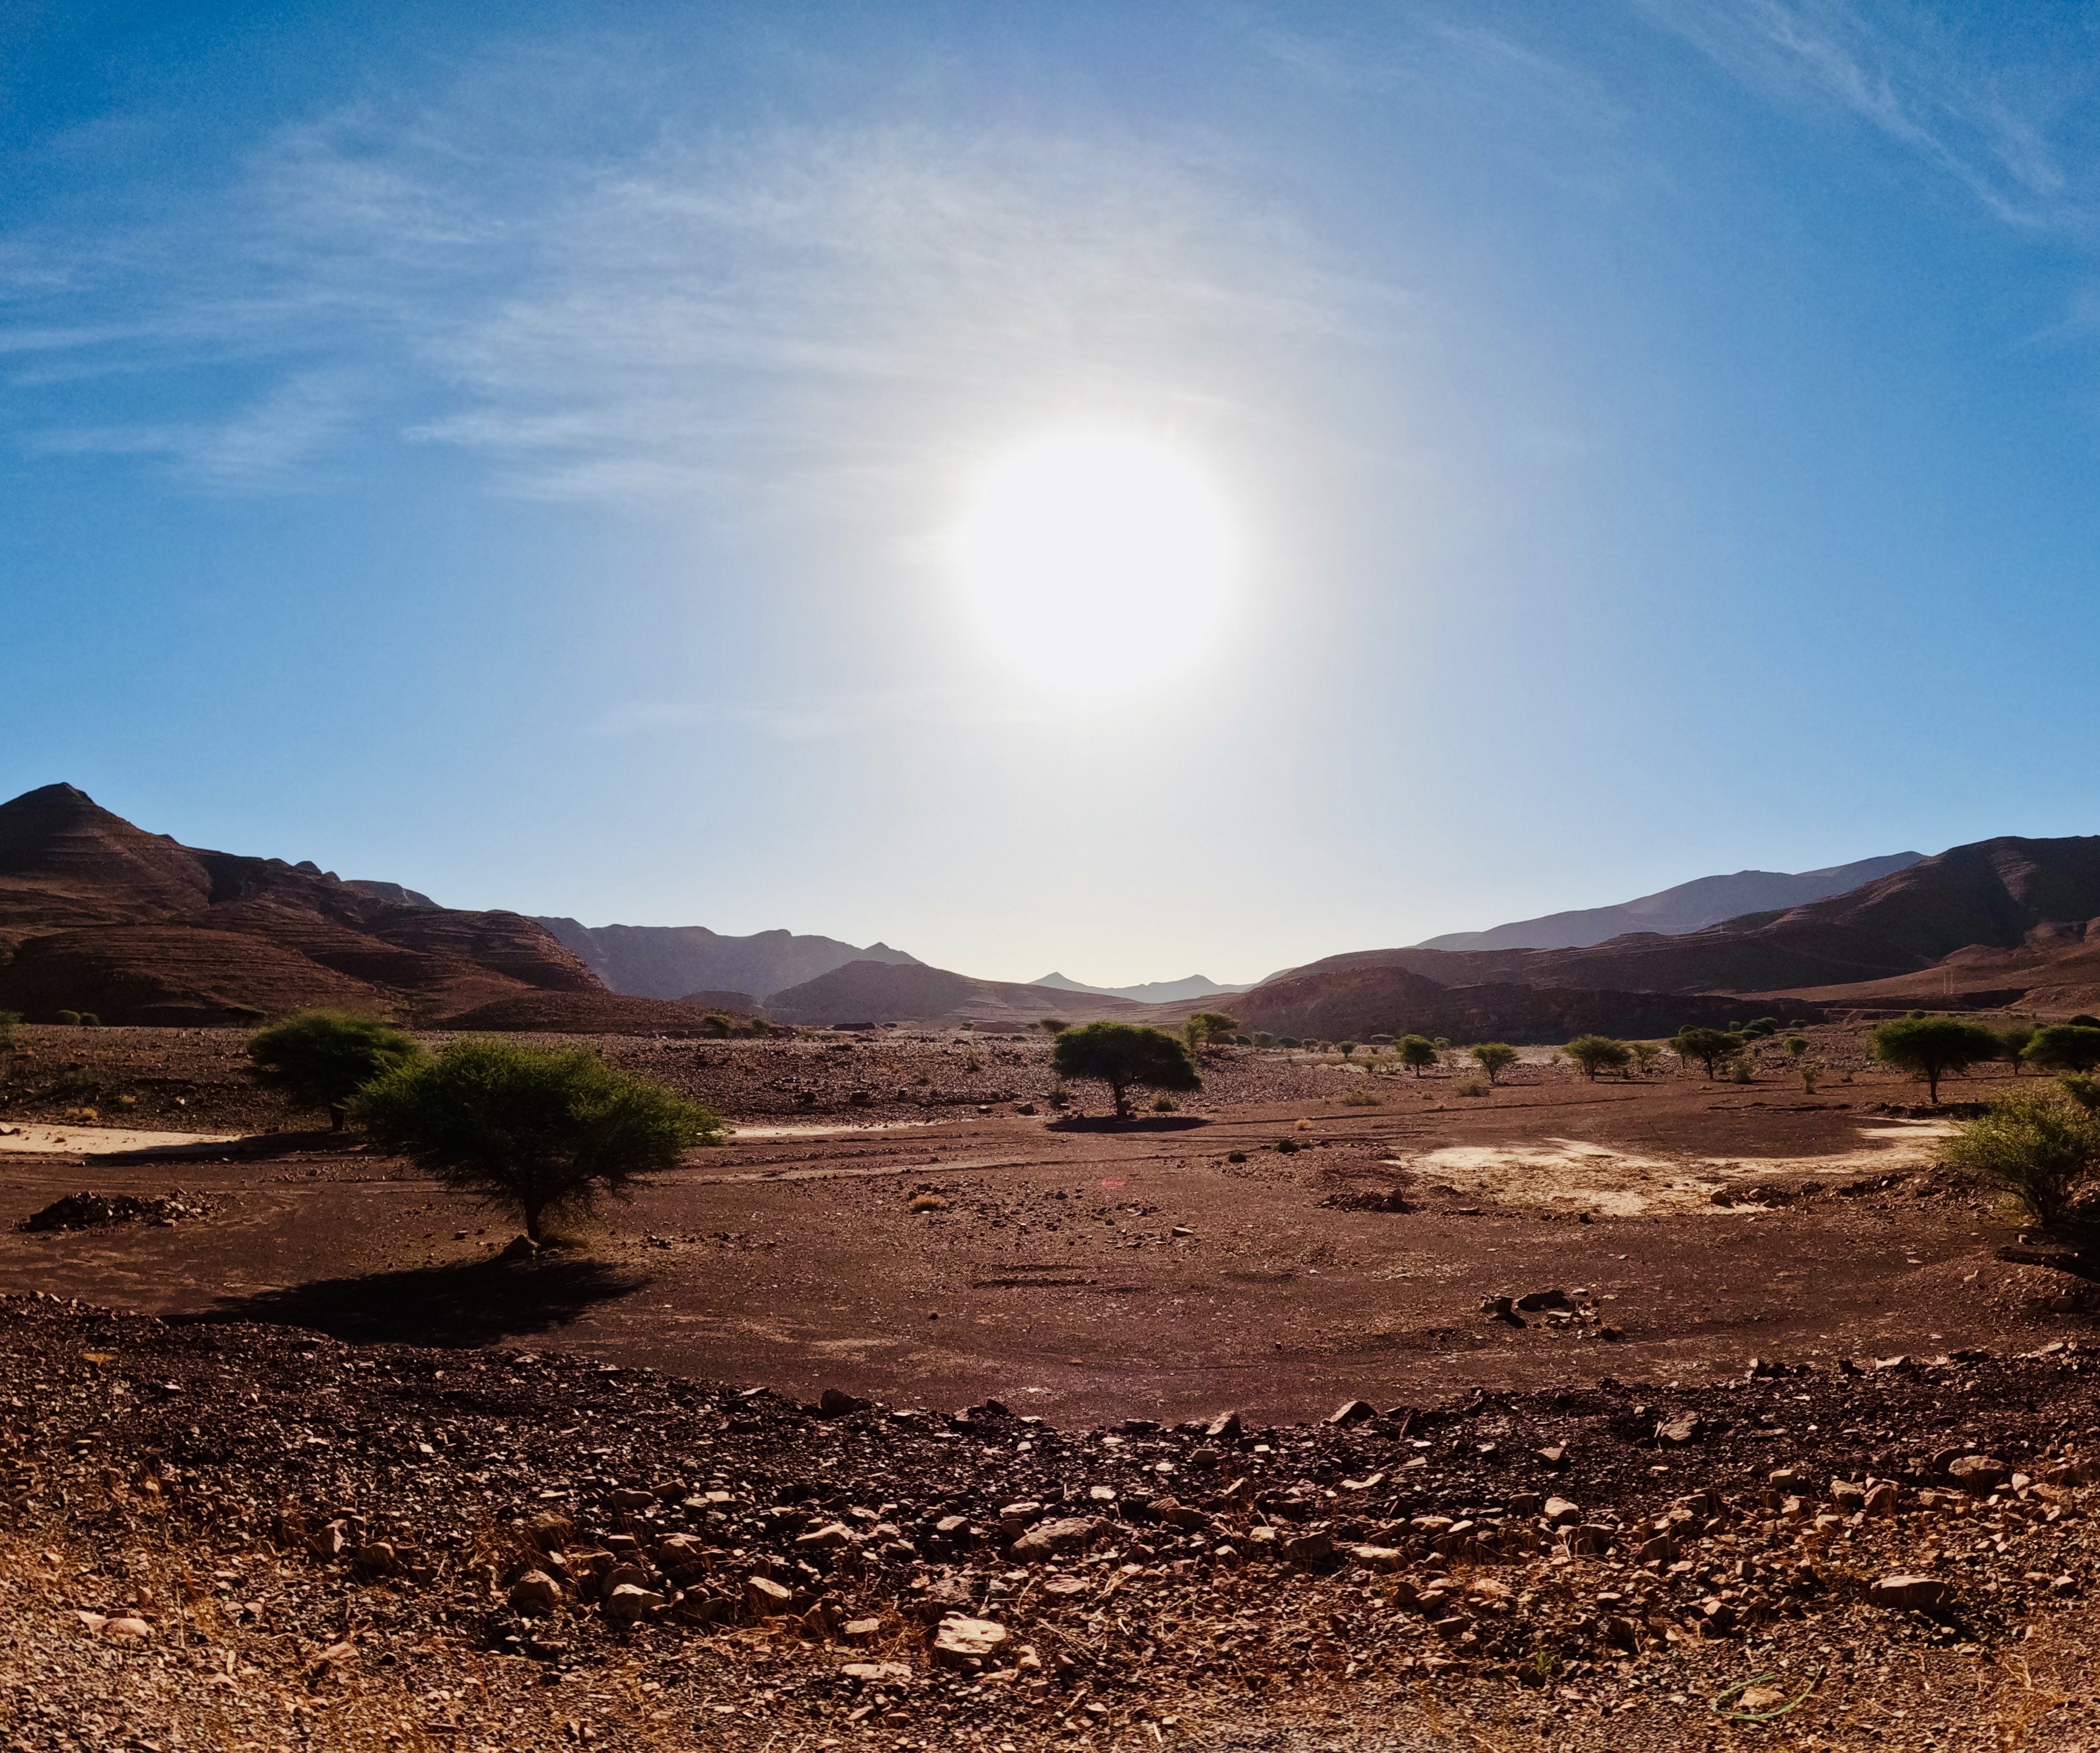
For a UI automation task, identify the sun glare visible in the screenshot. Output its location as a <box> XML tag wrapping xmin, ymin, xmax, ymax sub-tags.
<box><xmin>949</xmin><ymin>430</ymin><xmax>1239</xmax><ymax>692</ymax></box>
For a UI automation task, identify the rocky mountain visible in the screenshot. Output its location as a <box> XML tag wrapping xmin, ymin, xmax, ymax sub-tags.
<box><xmin>763</xmin><ymin>960</ymin><xmax>1148</xmax><ymax>1028</ymax></box>
<box><xmin>1233</xmin><ymin>964</ymin><xmax>1817</xmax><ymax>1045</ymax></box>
<box><xmin>1259</xmin><ymin>834</ymin><xmax>2100</xmax><ymax>1013</ymax></box>
<box><xmin>534</xmin><ymin>920</ymin><xmax>921</xmax><ymax>1002</ymax></box>
<box><xmin>1031</xmin><ymin>971</ymin><xmax>1252</xmax><ymax>1004</ymax></box>
<box><xmin>1415</xmin><ymin>851</ymin><xmax>1923</xmax><ymax>952</ymax></box>
<box><xmin>0</xmin><ymin>783</ymin><xmax>617</xmax><ymax>1027</ymax></box>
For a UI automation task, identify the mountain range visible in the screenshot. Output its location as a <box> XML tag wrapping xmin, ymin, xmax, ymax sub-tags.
<box><xmin>1031</xmin><ymin>971</ymin><xmax>1251</xmax><ymax>1004</ymax></box>
<box><xmin>7</xmin><ymin>781</ymin><xmax>2100</xmax><ymax>1036</ymax></box>
<box><xmin>1415</xmin><ymin>852</ymin><xmax>1924</xmax><ymax>952</ymax></box>
<box><xmin>533</xmin><ymin>919</ymin><xmax>920</xmax><ymax>1005</ymax></box>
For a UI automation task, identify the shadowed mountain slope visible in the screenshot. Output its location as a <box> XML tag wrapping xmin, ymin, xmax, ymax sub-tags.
<box><xmin>534</xmin><ymin>919</ymin><xmax>921</xmax><ymax>1002</ymax></box>
<box><xmin>0</xmin><ymin>784</ymin><xmax>601</xmax><ymax>1026</ymax></box>
<box><xmin>1416</xmin><ymin>851</ymin><xmax>1923</xmax><ymax>952</ymax></box>
<box><xmin>1266</xmin><ymin>835</ymin><xmax>2100</xmax><ymax>1007</ymax></box>
<box><xmin>1231</xmin><ymin>965</ymin><xmax>1817</xmax><ymax>1044</ymax></box>
<box><xmin>764</xmin><ymin>959</ymin><xmax>1149</xmax><ymax>1027</ymax></box>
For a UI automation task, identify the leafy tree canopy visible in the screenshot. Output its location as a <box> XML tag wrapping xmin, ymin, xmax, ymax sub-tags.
<box><xmin>248</xmin><ymin>1010</ymin><xmax>424</xmax><ymax>1130</ymax></box>
<box><xmin>1469</xmin><ymin>1042</ymin><xmax>1519</xmax><ymax>1083</ymax></box>
<box><xmin>1869</xmin><ymin>1016</ymin><xmax>2003</xmax><ymax>1103</ymax></box>
<box><xmin>1397</xmin><ymin>1034</ymin><xmax>1439</xmax><ymax>1075</ymax></box>
<box><xmin>354</xmin><ymin>1037</ymin><xmax>722</xmax><ymax>1242</ymax></box>
<box><xmin>2024</xmin><ymin>1024</ymin><xmax>2100</xmax><ymax>1075</ymax></box>
<box><xmin>1050</xmin><ymin>1022</ymin><xmax>1202</xmax><ymax>1119</ymax></box>
<box><xmin>1672</xmin><ymin>1026</ymin><xmax>1745</xmax><ymax>1079</ymax></box>
<box><xmin>1565</xmin><ymin>1034</ymin><xmax>1634</xmax><ymax>1080</ymax></box>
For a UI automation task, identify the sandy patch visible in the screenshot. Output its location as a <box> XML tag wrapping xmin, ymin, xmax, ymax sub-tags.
<box><xmin>727</xmin><ymin>1120</ymin><xmax>946</xmax><ymax>1139</ymax></box>
<box><xmin>1389</xmin><ymin>1119</ymin><xmax>1954</xmax><ymax>1215</ymax></box>
<box><xmin>0</xmin><ymin>1123</ymin><xmax>242</xmax><ymax>1156</ymax></box>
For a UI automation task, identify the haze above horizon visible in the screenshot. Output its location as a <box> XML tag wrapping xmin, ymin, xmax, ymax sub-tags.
<box><xmin>6</xmin><ymin>3</ymin><xmax>2098</xmax><ymax>988</ymax></box>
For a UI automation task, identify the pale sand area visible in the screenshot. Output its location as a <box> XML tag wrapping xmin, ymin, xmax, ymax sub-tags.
<box><xmin>1388</xmin><ymin>1118</ymin><xmax>1956</xmax><ymax>1216</ymax></box>
<box><xmin>0</xmin><ymin>1123</ymin><xmax>241</xmax><ymax>1156</ymax></box>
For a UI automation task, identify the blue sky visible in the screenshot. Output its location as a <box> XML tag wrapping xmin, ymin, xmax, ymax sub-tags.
<box><xmin>6</xmin><ymin>1</ymin><xmax>2100</xmax><ymax>985</ymax></box>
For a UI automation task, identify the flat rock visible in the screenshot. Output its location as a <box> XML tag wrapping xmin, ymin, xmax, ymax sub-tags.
<box><xmin>1868</xmin><ymin>1574</ymin><xmax>1949</xmax><ymax>1611</ymax></box>
<box><xmin>744</xmin><ymin>1575</ymin><xmax>794</xmax><ymax>1617</ymax></box>
<box><xmin>931</xmin><ymin>1614</ymin><xmax>1007</xmax><ymax>1667</ymax></box>
<box><xmin>840</xmin><ymin>1661</ymin><xmax>913</xmax><ymax>1683</ymax></box>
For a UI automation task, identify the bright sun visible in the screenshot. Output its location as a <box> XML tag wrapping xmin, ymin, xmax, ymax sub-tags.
<box><xmin>949</xmin><ymin>429</ymin><xmax>1239</xmax><ymax>692</ymax></box>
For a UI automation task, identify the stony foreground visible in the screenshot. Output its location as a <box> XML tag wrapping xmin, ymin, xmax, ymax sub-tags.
<box><xmin>7</xmin><ymin>1293</ymin><xmax>2100</xmax><ymax>1749</ymax></box>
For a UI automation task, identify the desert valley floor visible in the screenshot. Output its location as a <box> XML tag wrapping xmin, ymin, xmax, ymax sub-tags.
<box><xmin>5</xmin><ymin>1026</ymin><xmax>2100</xmax><ymax>1750</ymax></box>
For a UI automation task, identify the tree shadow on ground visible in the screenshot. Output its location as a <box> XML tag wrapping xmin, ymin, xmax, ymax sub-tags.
<box><xmin>186</xmin><ymin>1256</ymin><xmax>647</xmax><ymax>1348</ymax></box>
<box><xmin>1043</xmin><ymin>1115</ymin><xmax>1210</xmax><ymax>1134</ymax></box>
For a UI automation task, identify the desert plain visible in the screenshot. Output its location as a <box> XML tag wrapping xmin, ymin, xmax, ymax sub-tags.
<box><xmin>6</xmin><ymin>1020</ymin><xmax>2100</xmax><ymax>1752</ymax></box>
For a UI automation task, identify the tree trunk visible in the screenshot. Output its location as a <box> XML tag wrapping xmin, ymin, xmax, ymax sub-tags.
<box><xmin>328</xmin><ymin>1105</ymin><xmax>344</xmax><ymax>1131</ymax></box>
<box><xmin>523</xmin><ymin>1203</ymin><xmax>543</xmax><ymax>1244</ymax></box>
<box><xmin>1111</xmin><ymin>1081</ymin><xmax>1131</xmax><ymax>1120</ymax></box>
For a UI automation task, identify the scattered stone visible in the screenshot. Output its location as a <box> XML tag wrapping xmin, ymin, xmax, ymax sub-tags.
<box><xmin>23</xmin><ymin>1192</ymin><xmax>208</xmax><ymax>1233</ymax></box>
<box><xmin>1949</xmin><ymin>1455</ymin><xmax>2011</xmax><ymax>1493</ymax></box>
<box><xmin>1867</xmin><ymin>1575</ymin><xmax>1950</xmax><ymax>1611</ymax></box>
<box><xmin>1514</xmin><ymin>1288</ymin><xmax>1569</xmax><ymax>1312</ymax></box>
<box><xmin>840</xmin><ymin>1661</ymin><xmax>913</xmax><ymax>1684</ymax></box>
<box><xmin>510</xmin><ymin>1571</ymin><xmax>562</xmax><ymax>1616</ymax></box>
<box><xmin>744</xmin><ymin>1575</ymin><xmax>793</xmax><ymax>1618</ymax></box>
<box><xmin>930</xmin><ymin>1614</ymin><xmax>1007</xmax><ymax>1668</ymax></box>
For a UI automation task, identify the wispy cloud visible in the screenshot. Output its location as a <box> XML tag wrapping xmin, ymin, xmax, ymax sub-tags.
<box><xmin>29</xmin><ymin>368</ymin><xmax>369</xmax><ymax>491</ymax></box>
<box><xmin>1</xmin><ymin>47</ymin><xmax>1364</xmax><ymax>504</ymax></box>
<box><xmin>1636</xmin><ymin>0</ymin><xmax>2085</xmax><ymax>230</ymax></box>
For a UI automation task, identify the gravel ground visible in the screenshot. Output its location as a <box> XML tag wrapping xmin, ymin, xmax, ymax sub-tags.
<box><xmin>6</xmin><ymin>1293</ymin><xmax>2100</xmax><ymax>1750</ymax></box>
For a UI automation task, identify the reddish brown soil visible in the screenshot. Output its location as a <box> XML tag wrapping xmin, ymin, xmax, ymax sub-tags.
<box><xmin>0</xmin><ymin>1026</ymin><xmax>2084</xmax><ymax>1430</ymax></box>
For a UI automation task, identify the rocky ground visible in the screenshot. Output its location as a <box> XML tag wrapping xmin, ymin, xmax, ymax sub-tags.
<box><xmin>6</xmin><ymin>1293</ymin><xmax>2100</xmax><ymax>1750</ymax></box>
<box><xmin>0</xmin><ymin>1026</ymin><xmax>1369</xmax><ymax>1136</ymax></box>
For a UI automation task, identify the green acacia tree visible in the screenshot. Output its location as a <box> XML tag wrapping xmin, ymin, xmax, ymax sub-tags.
<box><xmin>354</xmin><ymin>1038</ymin><xmax>723</xmax><ymax>1243</ymax></box>
<box><xmin>1469</xmin><ymin>1042</ymin><xmax>1519</xmax><ymax>1084</ymax></box>
<box><xmin>1869</xmin><ymin>1016</ymin><xmax>2004</xmax><ymax>1104</ymax></box>
<box><xmin>248</xmin><ymin>1010</ymin><xmax>425</xmax><ymax>1131</ymax></box>
<box><xmin>1564</xmin><ymin>1035</ymin><xmax>1634</xmax><ymax>1080</ymax></box>
<box><xmin>1672</xmin><ymin>1026</ymin><xmax>1744</xmax><ymax>1080</ymax></box>
<box><xmin>1050</xmin><ymin>1022</ymin><xmax>1202</xmax><ymax>1120</ymax></box>
<box><xmin>2024</xmin><ymin>1024</ymin><xmax>2100</xmax><ymax>1076</ymax></box>
<box><xmin>1397</xmin><ymin>1034</ymin><xmax>1438</xmax><ymax>1076</ymax></box>
<box><xmin>1182</xmin><ymin>1011</ymin><xmax>1241</xmax><ymax>1052</ymax></box>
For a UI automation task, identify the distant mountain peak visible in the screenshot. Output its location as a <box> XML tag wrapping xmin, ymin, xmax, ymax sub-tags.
<box><xmin>1031</xmin><ymin>970</ymin><xmax>1252</xmax><ymax>1004</ymax></box>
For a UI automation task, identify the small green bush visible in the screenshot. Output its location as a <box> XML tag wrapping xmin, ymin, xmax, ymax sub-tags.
<box><xmin>2024</xmin><ymin>1024</ymin><xmax>2100</xmax><ymax>1076</ymax></box>
<box><xmin>1150</xmin><ymin>1093</ymin><xmax>1180</xmax><ymax>1113</ymax></box>
<box><xmin>54</xmin><ymin>1010</ymin><xmax>79</xmax><ymax>1026</ymax></box>
<box><xmin>1454</xmin><ymin>1075</ymin><xmax>1490</xmax><ymax>1098</ymax></box>
<box><xmin>1946</xmin><ymin>1086</ymin><xmax>2100</xmax><ymax>1228</ymax></box>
